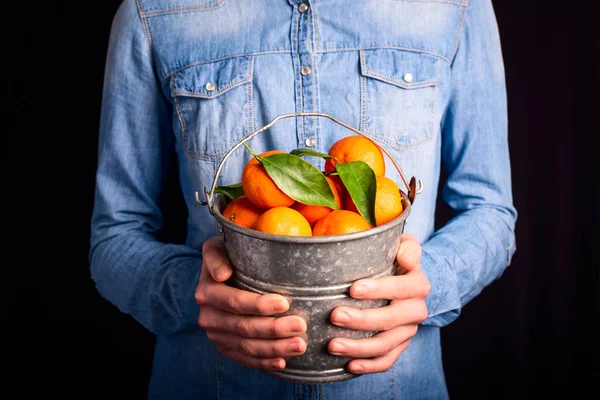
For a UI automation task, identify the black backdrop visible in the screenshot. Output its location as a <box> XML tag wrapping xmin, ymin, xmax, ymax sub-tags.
<box><xmin>5</xmin><ymin>1</ymin><xmax>598</xmax><ymax>399</ymax></box>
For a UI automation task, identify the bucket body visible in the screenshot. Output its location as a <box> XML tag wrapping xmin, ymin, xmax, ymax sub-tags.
<box><xmin>212</xmin><ymin>193</ymin><xmax>411</xmax><ymax>384</ymax></box>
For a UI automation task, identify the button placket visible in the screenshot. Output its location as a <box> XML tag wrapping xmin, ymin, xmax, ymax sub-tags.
<box><xmin>292</xmin><ymin>0</ymin><xmax>320</xmax><ymax>157</ymax></box>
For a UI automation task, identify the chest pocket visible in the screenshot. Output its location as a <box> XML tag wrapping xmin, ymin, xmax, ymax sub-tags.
<box><xmin>170</xmin><ymin>55</ymin><xmax>254</xmax><ymax>159</ymax></box>
<box><xmin>360</xmin><ymin>49</ymin><xmax>440</xmax><ymax>149</ymax></box>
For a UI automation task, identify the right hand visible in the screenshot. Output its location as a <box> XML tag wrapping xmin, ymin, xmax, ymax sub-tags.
<box><xmin>195</xmin><ymin>236</ymin><xmax>307</xmax><ymax>371</ymax></box>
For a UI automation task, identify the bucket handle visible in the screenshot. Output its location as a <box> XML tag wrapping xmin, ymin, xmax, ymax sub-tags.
<box><xmin>194</xmin><ymin>112</ymin><xmax>423</xmax><ymax>211</ymax></box>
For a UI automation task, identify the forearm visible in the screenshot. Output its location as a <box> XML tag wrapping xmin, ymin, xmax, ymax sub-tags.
<box><xmin>420</xmin><ymin>206</ymin><xmax>516</xmax><ymax>327</ymax></box>
<box><xmin>90</xmin><ymin>235</ymin><xmax>201</xmax><ymax>334</ymax></box>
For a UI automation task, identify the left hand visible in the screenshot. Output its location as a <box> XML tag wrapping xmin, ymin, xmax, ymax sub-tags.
<box><xmin>328</xmin><ymin>233</ymin><xmax>431</xmax><ymax>374</ymax></box>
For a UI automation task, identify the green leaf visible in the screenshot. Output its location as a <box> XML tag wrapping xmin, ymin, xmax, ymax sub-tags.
<box><xmin>336</xmin><ymin>161</ymin><xmax>377</xmax><ymax>226</ymax></box>
<box><xmin>214</xmin><ymin>182</ymin><xmax>244</xmax><ymax>201</ymax></box>
<box><xmin>290</xmin><ymin>148</ymin><xmax>338</xmax><ymax>162</ymax></box>
<box><xmin>260</xmin><ymin>153</ymin><xmax>339</xmax><ymax>209</ymax></box>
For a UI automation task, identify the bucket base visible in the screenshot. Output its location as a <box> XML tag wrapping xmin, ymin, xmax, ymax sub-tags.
<box><xmin>268</xmin><ymin>367</ymin><xmax>359</xmax><ymax>384</ymax></box>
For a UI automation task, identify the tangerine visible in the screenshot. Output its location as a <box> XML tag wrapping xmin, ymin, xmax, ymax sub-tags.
<box><xmin>324</xmin><ymin>136</ymin><xmax>386</xmax><ymax>177</ymax></box>
<box><xmin>345</xmin><ymin>176</ymin><xmax>404</xmax><ymax>226</ymax></box>
<box><xmin>242</xmin><ymin>150</ymin><xmax>295</xmax><ymax>209</ymax></box>
<box><xmin>221</xmin><ymin>195</ymin><xmax>265</xmax><ymax>229</ymax></box>
<box><xmin>253</xmin><ymin>207</ymin><xmax>312</xmax><ymax>236</ymax></box>
<box><xmin>312</xmin><ymin>210</ymin><xmax>372</xmax><ymax>236</ymax></box>
<box><xmin>292</xmin><ymin>176</ymin><xmax>343</xmax><ymax>227</ymax></box>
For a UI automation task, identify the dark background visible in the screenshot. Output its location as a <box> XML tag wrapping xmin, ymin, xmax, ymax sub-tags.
<box><xmin>5</xmin><ymin>0</ymin><xmax>598</xmax><ymax>399</ymax></box>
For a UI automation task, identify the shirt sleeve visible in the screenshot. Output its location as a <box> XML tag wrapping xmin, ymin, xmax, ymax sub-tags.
<box><xmin>88</xmin><ymin>0</ymin><xmax>201</xmax><ymax>335</ymax></box>
<box><xmin>420</xmin><ymin>0</ymin><xmax>518</xmax><ymax>327</ymax></box>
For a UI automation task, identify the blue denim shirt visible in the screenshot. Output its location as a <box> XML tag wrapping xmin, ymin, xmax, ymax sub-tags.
<box><xmin>89</xmin><ymin>0</ymin><xmax>517</xmax><ymax>398</ymax></box>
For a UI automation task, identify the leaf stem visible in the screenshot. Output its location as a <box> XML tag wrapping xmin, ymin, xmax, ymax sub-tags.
<box><xmin>243</xmin><ymin>142</ymin><xmax>262</xmax><ymax>162</ymax></box>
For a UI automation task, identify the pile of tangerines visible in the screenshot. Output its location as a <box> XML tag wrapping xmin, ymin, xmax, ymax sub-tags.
<box><xmin>219</xmin><ymin>135</ymin><xmax>404</xmax><ymax>237</ymax></box>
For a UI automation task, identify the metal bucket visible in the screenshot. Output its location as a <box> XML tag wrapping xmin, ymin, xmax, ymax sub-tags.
<box><xmin>196</xmin><ymin>113</ymin><xmax>421</xmax><ymax>384</ymax></box>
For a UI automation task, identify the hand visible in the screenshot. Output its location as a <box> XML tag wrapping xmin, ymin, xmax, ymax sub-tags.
<box><xmin>195</xmin><ymin>236</ymin><xmax>307</xmax><ymax>371</ymax></box>
<box><xmin>327</xmin><ymin>233</ymin><xmax>431</xmax><ymax>374</ymax></box>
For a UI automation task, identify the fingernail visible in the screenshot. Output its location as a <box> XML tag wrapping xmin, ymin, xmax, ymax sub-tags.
<box><xmin>215</xmin><ymin>266</ymin><xmax>229</xmax><ymax>281</ymax></box>
<box><xmin>330</xmin><ymin>341</ymin><xmax>346</xmax><ymax>355</ymax></box>
<box><xmin>291</xmin><ymin>319</ymin><xmax>306</xmax><ymax>333</ymax></box>
<box><xmin>271</xmin><ymin>359</ymin><xmax>284</xmax><ymax>370</ymax></box>
<box><xmin>289</xmin><ymin>341</ymin><xmax>304</xmax><ymax>354</ymax></box>
<box><xmin>273</xmin><ymin>298</ymin><xmax>288</xmax><ymax>313</ymax></box>
<box><xmin>349</xmin><ymin>363</ymin><xmax>363</xmax><ymax>374</ymax></box>
<box><xmin>333</xmin><ymin>310</ymin><xmax>350</xmax><ymax>327</ymax></box>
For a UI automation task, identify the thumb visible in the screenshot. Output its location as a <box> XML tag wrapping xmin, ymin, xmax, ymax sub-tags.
<box><xmin>202</xmin><ymin>236</ymin><xmax>233</xmax><ymax>282</ymax></box>
<box><xmin>396</xmin><ymin>233</ymin><xmax>422</xmax><ymax>273</ymax></box>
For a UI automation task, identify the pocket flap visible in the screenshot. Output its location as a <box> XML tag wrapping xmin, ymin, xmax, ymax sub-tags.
<box><xmin>360</xmin><ymin>49</ymin><xmax>439</xmax><ymax>89</ymax></box>
<box><xmin>171</xmin><ymin>55</ymin><xmax>253</xmax><ymax>99</ymax></box>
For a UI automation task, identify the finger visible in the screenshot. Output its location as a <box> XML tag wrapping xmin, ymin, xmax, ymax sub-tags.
<box><xmin>349</xmin><ymin>272</ymin><xmax>431</xmax><ymax>301</ymax></box>
<box><xmin>202</xmin><ymin>236</ymin><xmax>233</xmax><ymax>282</ymax></box>
<box><xmin>217</xmin><ymin>347</ymin><xmax>286</xmax><ymax>372</ymax></box>
<box><xmin>396</xmin><ymin>234</ymin><xmax>422</xmax><ymax>273</ymax></box>
<box><xmin>346</xmin><ymin>340</ymin><xmax>410</xmax><ymax>375</ymax></box>
<box><xmin>330</xmin><ymin>300</ymin><xmax>428</xmax><ymax>331</ymax></box>
<box><xmin>199</xmin><ymin>307</ymin><xmax>306</xmax><ymax>338</ymax></box>
<box><xmin>328</xmin><ymin>325</ymin><xmax>418</xmax><ymax>358</ymax></box>
<box><xmin>207</xmin><ymin>331</ymin><xmax>306</xmax><ymax>358</ymax></box>
<box><xmin>196</xmin><ymin>267</ymin><xmax>289</xmax><ymax>315</ymax></box>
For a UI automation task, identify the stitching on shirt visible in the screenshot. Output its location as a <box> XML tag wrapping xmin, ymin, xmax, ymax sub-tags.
<box><xmin>449</xmin><ymin>0</ymin><xmax>468</xmax><ymax>64</ymax></box>
<box><xmin>141</xmin><ymin>0</ymin><xmax>226</xmax><ymax>17</ymax></box>
<box><xmin>362</xmin><ymin>68</ymin><xmax>439</xmax><ymax>89</ymax></box>
<box><xmin>359</xmin><ymin>51</ymin><xmax>368</xmax><ymax>132</ymax></box>
<box><xmin>297</xmin><ymin>10</ymin><xmax>305</xmax><ymax>137</ymax></box>
<box><xmin>426</xmin><ymin>60</ymin><xmax>441</xmax><ymax>142</ymax></box>
<box><xmin>172</xmin><ymin>76</ymin><xmax>249</xmax><ymax>98</ymax></box>
<box><xmin>312</xmin><ymin>4</ymin><xmax>322</xmax><ymax>53</ymax></box>
<box><xmin>171</xmin><ymin>263</ymin><xmax>184</xmax><ymax>318</ymax></box>
<box><xmin>246</xmin><ymin>56</ymin><xmax>255</xmax><ymax>138</ymax></box>
<box><xmin>318</xmin><ymin>46</ymin><xmax>450</xmax><ymax>64</ymax></box>
<box><xmin>160</xmin><ymin>50</ymin><xmax>291</xmax><ymax>81</ymax></box>
<box><xmin>135</xmin><ymin>0</ymin><xmax>154</xmax><ymax>61</ymax></box>
<box><xmin>310</xmin><ymin>10</ymin><xmax>317</xmax><ymax>143</ymax></box>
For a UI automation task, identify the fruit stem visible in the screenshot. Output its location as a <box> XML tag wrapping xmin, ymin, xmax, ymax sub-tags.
<box><xmin>243</xmin><ymin>143</ymin><xmax>262</xmax><ymax>162</ymax></box>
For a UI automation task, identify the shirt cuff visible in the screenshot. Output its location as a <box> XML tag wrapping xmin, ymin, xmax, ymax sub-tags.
<box><xmin>420</xmin><ymin>249</ymin><xmax>461</xmax><ymax>327</ymax></box>
<box><xmin>172</xmin><ymin>257</ymin><xmax>202</xmax><ymax>326</ymax></box>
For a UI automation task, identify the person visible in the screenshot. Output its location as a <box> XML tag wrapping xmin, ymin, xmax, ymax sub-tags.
<box><xmin>89</xmin><ymin>0</ymin><xmax>517</xmax><ymax>399</ymax></box>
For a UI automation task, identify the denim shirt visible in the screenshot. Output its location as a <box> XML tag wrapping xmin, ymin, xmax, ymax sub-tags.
<box><xmin>89</xmin><ymin>0</ymin><xmax>517</xmax><ymax>398</ymax></box>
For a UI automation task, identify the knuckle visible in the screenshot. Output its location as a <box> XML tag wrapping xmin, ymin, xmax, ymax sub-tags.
<box><xmin>194</xmin><ymin>288</ymin><xmax>208</xmax><ymax>306</ymax></box>
<box><xmin>227</xmin><ymin>296</ymin><xmax>242</xmax><ymax>313</ymax></box>
<box><xmin>239</xmin><ymin>339</ymin><xmax>254</xmax><ymax>356</ymax></box>
<box><xmin>380</xmin><ymin>361</ymin><xmax>394</xmax><ymax>373</ymax></box>
<box><xmin>236</xmin><ymin>319</ymin><xmax>253</xmax><ymax>337</ymax></box>
<box><xmin>416</xmin><ymin>303</ymin><xmax>429</xmax><ymax>323</ymax></box>
<box><xmin>420</xmin><ymin>277</ymin><xmax>432</xmax><ymax>298</ymax></box>
<box><xmin>198</xmin><ymin>312</ymin><xmax>210</xmax><ymax>330</ymax></box>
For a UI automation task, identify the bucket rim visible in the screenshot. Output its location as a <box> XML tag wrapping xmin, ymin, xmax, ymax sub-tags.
<box><xmin>212</xmin><ymin>190</ymin><xmax>411</xmax><ymax>244</ymax></box>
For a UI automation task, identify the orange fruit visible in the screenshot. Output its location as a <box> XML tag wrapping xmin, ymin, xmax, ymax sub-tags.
<box><xmin>312</xmin><ymin>210</ymin><xmax>372</xmax><ymax>236</ymax></box>
<box><xmin>324</xmin><ymin>136</ymin><xmax>386</xmax><ymax>177</ymax></box>
<box><xmin>242</xmin><ymin>150</ymin><xmax>295</xmax><ymax>209</ymax></box>
<box><xmin>292</xmin><ymin>176</ymin><xmax>343</xmax><ymax>227</ymax></box>
<box><xmin>346</xmin><ymin>176</ymin><xmax>404</xmax><ymax>226</ymax></box>
<box><xmin>221</xmin><ymin>195</ymin><xmax>265</xmax><ymax>229</ymax></box>
<box><xmin>253</xmin><ymin>207</ymin><xmax>312</xmax><ymax>236</ymax></box>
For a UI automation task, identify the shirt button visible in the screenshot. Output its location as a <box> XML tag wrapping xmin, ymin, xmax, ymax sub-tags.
<box><xmin>403</xmin><ymin>73</ymin><xmax>413</xmax><ymax>83</ymax></box>
<box><xmin>301</xmin><ymin>66</ymin><xmax>312</xmax><ymax>76</ymax></box>
<box><xmin>205</xmin><ymin>82</ymin><xmax>216</xmax><ymax>91</ymax></box>
<box><xmin>299</xmin><ymin>3</ymin><xmax>309</xmax><ymax>13</ymax></box>
<box><xmin>305</xmin><ymin>137</ymin><xmax>317</xmax><ymax>147</ymax></box>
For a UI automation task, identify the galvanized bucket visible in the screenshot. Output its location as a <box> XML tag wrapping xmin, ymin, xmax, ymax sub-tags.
<box><xmin>196</xmin><ymin>112</ymin><xmax>421</xmax><ymax>384</ymax></box>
